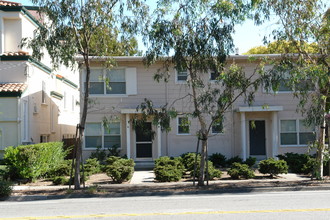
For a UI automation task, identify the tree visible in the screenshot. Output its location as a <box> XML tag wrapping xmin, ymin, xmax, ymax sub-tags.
<box><xmin>244</xmin><ymin>40</ymin><xmax>319</xmax><ymax>55</ymax></box>
<box><xmin>138</xmin><ymin>0</ymin><xmax>269</xmax><ymax>186</ymax></box>
<box><xmin>23</xmin><ymin>0</ymin><xmax>148</xmax><ymax>189</ymax></box>
<box><xmin>256</xmin><ymin>0</ymin><xmax>329</xmax><ymax>179</ymax></box>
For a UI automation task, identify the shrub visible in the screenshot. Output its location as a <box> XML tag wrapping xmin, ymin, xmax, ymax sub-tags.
<box><xmin>90</xmin><ymin>146</ymin><xmax>121</xmax><ymax>164</ymax></box>
<box><xmin>277</xmin><ymin>153</ymin><xmax>311</xmax><ymax>174</ymax></box>
<box><xmin>244</xmin><ymin>157</ymin><xmax>257</xmax><ymax>167</ymax></box>
<box><xmin>4</xmin><ymin>142</ymin><xmax>66</xmax><ymax>181</ymax></box>
<box><xmin>226</xmin><ymin>156</ymin><xmax>243</xmax><ymax>166</ymax></box>
<box><xmin>259</xmin><ymin>158</ymin><xmax>288</xmax><ymax>177</ymax></box>
<box><xmin>84</xmin><ymin>158</ymin><xmax>101</xmax><ymax>175</ymax></box>
<box><xmin>154</xmin><ymin>157</ymin><xmax>184</xmax><ymax>182</ymax></box>
<box><xmin>227</xmin><ymin>163</ymin><xmax>255</xmax><ymax>179</ymax></box>
<box><xmin>209</xmin><ymin>153</ymin><xmax>227</xmax><ymax>168</ymax></box>
<box><xmin>181</xmin><ymin>152</ymin><xmax>200</xmax><ymax>171</ymax></box>
<box><xmin>106</xmin><ymin>157</ymin><xmax>135</xmax><ymax>183</ymax></box>
<box><xmin>46</xmin><ymin>160</ymin><xmax>71</xmax><ymax>178</ymax></box>
<box><xmin>191</xmin><ymin>161</ymin><xmax>222</xmax><ymax>180</ymax></box>
<box><xmin>0</xmin><ymin>180</ymin><xmax>12</xmax><ymax>199</ymax></box>
<box><xmin>52</xmin><ymin>176</ymin><xmax>69</xmax><ymax>185</ymax></box>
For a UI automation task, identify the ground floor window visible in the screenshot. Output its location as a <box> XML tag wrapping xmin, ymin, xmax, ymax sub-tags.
<box><xmin>280</xmin><ymin>119</ymin><xmax>315</xmax><ymax>146</ymax></box>
<box><xmin>177</xmin><ymin>116</ymin><xmax>190</xmax><ymax>134</ymax></box>
<box><xmin>85</xmin><ymin>122</ymin><xmax>121</xmax><ymax>149</ymax></box>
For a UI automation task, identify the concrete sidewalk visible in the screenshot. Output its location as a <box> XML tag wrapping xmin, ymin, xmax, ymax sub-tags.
<box><xmin>130</xmin><ymin>170</ymin><xmax>155</xmax><ymax>184</ymax></box>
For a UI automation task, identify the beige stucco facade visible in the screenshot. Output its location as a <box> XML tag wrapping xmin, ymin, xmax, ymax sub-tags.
<box><xmin>80</xmin><ymin>56</ymin><xmax>314</xmax><ymax>162</ymax></box>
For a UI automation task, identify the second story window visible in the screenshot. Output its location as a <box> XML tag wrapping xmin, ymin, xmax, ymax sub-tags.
<box><xmin>89</xmin><ymin>68</ymin><xmax>126</xmax><ymax>95</ymax></box>
<box><xmin>210</xmin><ymin>71</ymin><xmax>219</xmax><ymax>81</ymax></box>
<box><xmin>176</xmin><ymin>69</ymin><xmax>188</xmax><ymax>82</ymax></box>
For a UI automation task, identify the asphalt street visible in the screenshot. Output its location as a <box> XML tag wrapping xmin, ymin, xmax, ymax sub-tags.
<box><xmin>1</xmin><ymin>190</ymin><xmax>330</xmax><ymax>220</ymax></box>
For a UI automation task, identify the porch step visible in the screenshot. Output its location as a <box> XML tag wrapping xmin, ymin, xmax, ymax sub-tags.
<box><xmin>134</xmin><ymin>161</ymin><xmax>155</xmax><ymax>170</ymax></box>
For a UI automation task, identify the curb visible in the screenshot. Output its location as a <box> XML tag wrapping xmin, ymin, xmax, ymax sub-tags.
<box><xmin>6</xmin><ymin>185</ymin><xmax>330</xmax><ymax>202</ymax></box>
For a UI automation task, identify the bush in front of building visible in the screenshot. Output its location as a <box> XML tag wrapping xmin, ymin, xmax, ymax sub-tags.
<box><xmin>84</xmin><ymin>158</ymin><xmax>102</xmax><ymax>176</ymax></box>
<box><xmin>226</xmin><ymin>156</ymin><xmax>243</xmax><ymax>167</ymax></box>
<box><xmin>3</xmin><ymin>142</ymin><xmax>67</xmax><ymax>181</ymax></box>
<box><xmin>244</xmin><ymin>157</ymin><xmax>257</xmax><ymax>168</ymax></box>
<box><xmin>154</xmin><ymin>157</ymin><xmax>184</xmax><ymax>182</ymax></box>
<box><xmin>258</xmin><ymin>158</ymin><xmax>288</xmax><ymax>178</ymax></box>
<box><xmin>277</xmin><ymin>152</ymin><xmax>313</xmax><ymax>174</ymax></box>
<box><xmin>227</xmin><ymin>162</ymin><xmax>255</xmax><ymax>179</ymax></box>
<box><xmin>0</xmin><ymin>180</ymin><xmax>12</xmax><ymax>199</ymax></box>
<box><xmin>181</xmin><ymin>152</ymin><xmax>200</xmax><ymax>171</ymax></box>
<box><xmin>209</xmin><ymin>153</ymin><xmax>227</xmax><ymax>168</ymax></box>
<box><xmin>106</xmin><ymin>156</ymin><xmax>135</xmax><ymax>183</ymax></box>
<box><xmin>190</xmin><ymin>160</ymin><xmax>222</xmax><ymax>180</ymax></box>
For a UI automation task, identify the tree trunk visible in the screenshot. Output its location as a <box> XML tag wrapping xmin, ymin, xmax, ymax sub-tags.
<box><xmin>198</xmin><ymin>138</ymin><xmax>207</xmax><ymax>186</ymax></box>
<box><xmin>316</xmin><ymin>118</ymin><xmax>326</xmax><ymax>180</ymax></box>
<box><xmin>74</xmin><ymin>55</ymin><xmax>91</xmax><ymax>189</ymax></box>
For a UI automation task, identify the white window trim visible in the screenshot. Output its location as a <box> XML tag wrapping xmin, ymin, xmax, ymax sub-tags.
<box><xmin>175</xmin><ymin>69</ymin><xmax>189</xmax><ymax>84</ymax></box>
<box><xmin>84</xmin><ymin>121</ymin><xmax>122</xmax><ymax>150</ymax></box>
<box><xmin>279</xmin><ymin>119</ymin><xmax>315</xmax><ymax>147</ymax></box>
<box><xmin>211</xmin><ymin>122</ymin><xmax>224</xmax><ymax>135</ymax></box>
<box><xmin>177</xmin><ymin>116</ymin><xmax>191</xmax><ymax>135</ymax></box>
<box><xmin>87</xmin><ymin>67</ymin><xmax>127</xmax><ymax>96</ymax></box>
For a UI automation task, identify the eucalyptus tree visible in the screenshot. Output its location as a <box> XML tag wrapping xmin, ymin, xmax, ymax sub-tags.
<box><xmin>256</xmin><ymin>0</ymin><xmax>329</xmax><ymax>179</ymax></box>
<box><xmin>23</xmin><ymin>0</ymin><xmax>148</xmax><ymax>189</ymax></box>
<box><xmin>140</xmin><ymin>0</ymin><xmax>269</xmax><ymax>186</ymax></box>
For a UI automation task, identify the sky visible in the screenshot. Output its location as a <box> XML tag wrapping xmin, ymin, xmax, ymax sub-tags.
<box><xmin>15</xmin><ymin>0</ymin><xmax>275</xmax><ymax>54</ymax></box>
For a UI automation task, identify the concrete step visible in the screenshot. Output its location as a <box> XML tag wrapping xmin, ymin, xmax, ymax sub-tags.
<box><xmin>134</xmin><ymin>161</ymin><xmax>155</xmax><ymax>170</ymax></box>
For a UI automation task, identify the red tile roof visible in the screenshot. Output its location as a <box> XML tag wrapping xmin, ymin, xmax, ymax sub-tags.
<box><xmin>0</xmin><ymin>0</ymin><xmax>21</xmax><ymax>6</ymax></box>
<box><xmin>2</xmin><ymin>51</ymin><xmax>29</xmax><ymax>56</ymax></box>
<box><xmin>0</xmin><ymin>83</ymin><xmax>27</xmax><ymax>93</ymax></box>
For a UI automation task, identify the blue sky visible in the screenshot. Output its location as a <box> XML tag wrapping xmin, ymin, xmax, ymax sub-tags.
<box><xmin>15</xmin><ymin>0</ymin><xmax>274</xmax><ymax>54</ymax></box>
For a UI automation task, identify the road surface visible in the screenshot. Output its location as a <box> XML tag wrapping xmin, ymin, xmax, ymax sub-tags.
<box><xmin>1</xmin><ymin>190</ymin><xmax>330</xmax><ymax>219</ymax></box>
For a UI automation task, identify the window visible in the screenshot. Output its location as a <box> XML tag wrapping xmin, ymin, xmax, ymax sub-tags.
<box><xmin>40</xmin><ymin>135</ymin><xmax>49</xmax><ymax>143</ymax></box>
<box><xmin>212</xmin><ymin>121</ymin><xmax>223</xmax><ymax>134</ymax></box>
<box><xmin>89</xmin><ymin>68</ymin><xmax>126</xmax><ymax>95</ymax></box>
<box><xmin>85</xmin><ymin>122</ymin><xmax>121</xmax><ymax>149</ymax></box>
<box><xmin>176</xmin><ymin>69</ymin><xmax>188</xmax><ymax>82</ymax></box>
<box><xmin>210</xmin><ymin>71</ymin><xmax>219</xmax><ymax>81</ymax></box>
<box><xmin>177</xmin><ymin>116</ymin><xmax>190</xmax><ymax>134</ymax></box>
<box><xmin>42</xmin><ymin>81</ymin><xmax>46</xmax><ymax>104</ymax></box>
<box><xmin>63</xmin><ymin>91</ymin><xmax>67</xmax><ymax>109</ymax></box>
<box><xmin>280</xmin><ymin>120</ymin><xmax>315</xmax><ymax>146</ymax></box>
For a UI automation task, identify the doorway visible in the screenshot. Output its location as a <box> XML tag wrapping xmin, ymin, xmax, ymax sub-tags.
<box><xmin>135</xmin><ymin>122</ymin><xmax>153</xmax><ymax>158</ymax></box>
<box><xmin>249</xmin><ymin>120</ymin><xmax>266</xmax><ymax>156</ymax></box>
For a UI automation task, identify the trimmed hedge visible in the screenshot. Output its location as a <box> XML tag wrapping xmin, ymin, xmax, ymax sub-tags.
<box><xmin>259</xmin><ymin>158</ymin><xmax>288</xmax><ymax>177</ymax></box>
<box><xmin>0</xmin><ymin>180</ymin><xmax>12</xmax><ymax>199</ymax></box>
<box><xmin>227</xmin><ymin>163</ymin><xmax>255</xmax><ymax>179</ymax></box>
<box><xmin>277</xmin><ymin>153</ymin><xmax>312</xmax><ymax>174</ymax></box>
<box><xmin>154</xmin><ymin>157</ymin><xmax>184</xmax><ymax>182</ymax></box>
<box><xmin>4</xmin><ymin>142</ymin><xmax>66</xmax><ymax>181</ymax></box>
<box><xmin>209</xmin><ymin>153</ymin><xmax>227</xmax><ymax>168</ymax></box>
<box><xmin>106</xmin><ymin>156</ymin><xmax>135</xmax><ymax>183</ymax></box>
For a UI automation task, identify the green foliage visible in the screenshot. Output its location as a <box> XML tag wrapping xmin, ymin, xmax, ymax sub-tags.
<box><xmin>4</xmin><ymin>142</ymin><xmax>66</xmax><ymax>181</ymax></box>
<box><xmin>52</xmin><ymin>176</ymin><xmax>69</xmax><ymax>185</ymax></box>
<box><xmin>209</xmin><ymin>153</ymin><xmax>227</xmax><ymax>168</ymax></box>
<box><xmin>181</xmin><ymin>152</ymin><xmax>200</xmax><ymax>172</ymax></box>
<box><xmin>244</xmin><ymin>157</ymin><xmax>257</xmax><ymax>168</ymax></box>
<box><xmin>226</xmin><ymin>156</ymin><xmax>243</xmax><ymax>167</ymax></box>
<box><xmin>154</xmin><ymin>157</ymin><xmax>184</xmax><ymax>182</ymax></box>
<box><xmin>46</xmin><ymin>160</ymin><xmax>71</xmax><ymax>178</ymax></box>
<box><xmin>244</xmin><ymin>40</ymin><xmax>318</xmax><ymax>54</ymax></box>
<box><xmin>84</xmin><ymin>158</ymin><xmax>101</xmax><ymax>175</ymax></box>
<box><xmin>0</xmin><ymin>180</ymin><xmax>12</xmax><ymax>199</ymax></box>
<box><xmin>191</xmin><ymin>161</ymin><xmax>222</xmax><ymax>180</ymax></box>
<box><xmin>90</xmin><ymin>146</ymin><xmax>121</xmax><ymax>165</ymax></box>
<box><xmin>277</xmin><ymin>153</ymin><xmax>312</xmax><ymax>174</ymax></box>
<box><xmin>228</xmin><ymin>163</ymin><xmax>255</xmax><ymax>179</ymax></box>
<box><xmin>258</xmin><ymin>158</ymin><xmax>288</xmax><ymax>177</ymax></box>
<box><xmin>106</xmin><ymin>157</ymin><xmax>135</xmax><ymax>183</ymax></box>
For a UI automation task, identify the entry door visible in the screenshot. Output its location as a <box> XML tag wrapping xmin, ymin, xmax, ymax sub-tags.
<box><xmin>249</xmin><ymin>120</ymin><xmax>266</xmax><ymax>156</ymax></box>
<box><xmin>135</xmin><ymin>122</ymin><xmax>153</xmax><ymax>158</ymax></box>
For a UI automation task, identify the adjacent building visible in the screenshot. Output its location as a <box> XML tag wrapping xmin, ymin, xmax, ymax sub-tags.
<box><xmin>0</xmin><ymin>1</ymin><xmax>80</xmax><ymax>156</ymax></box>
